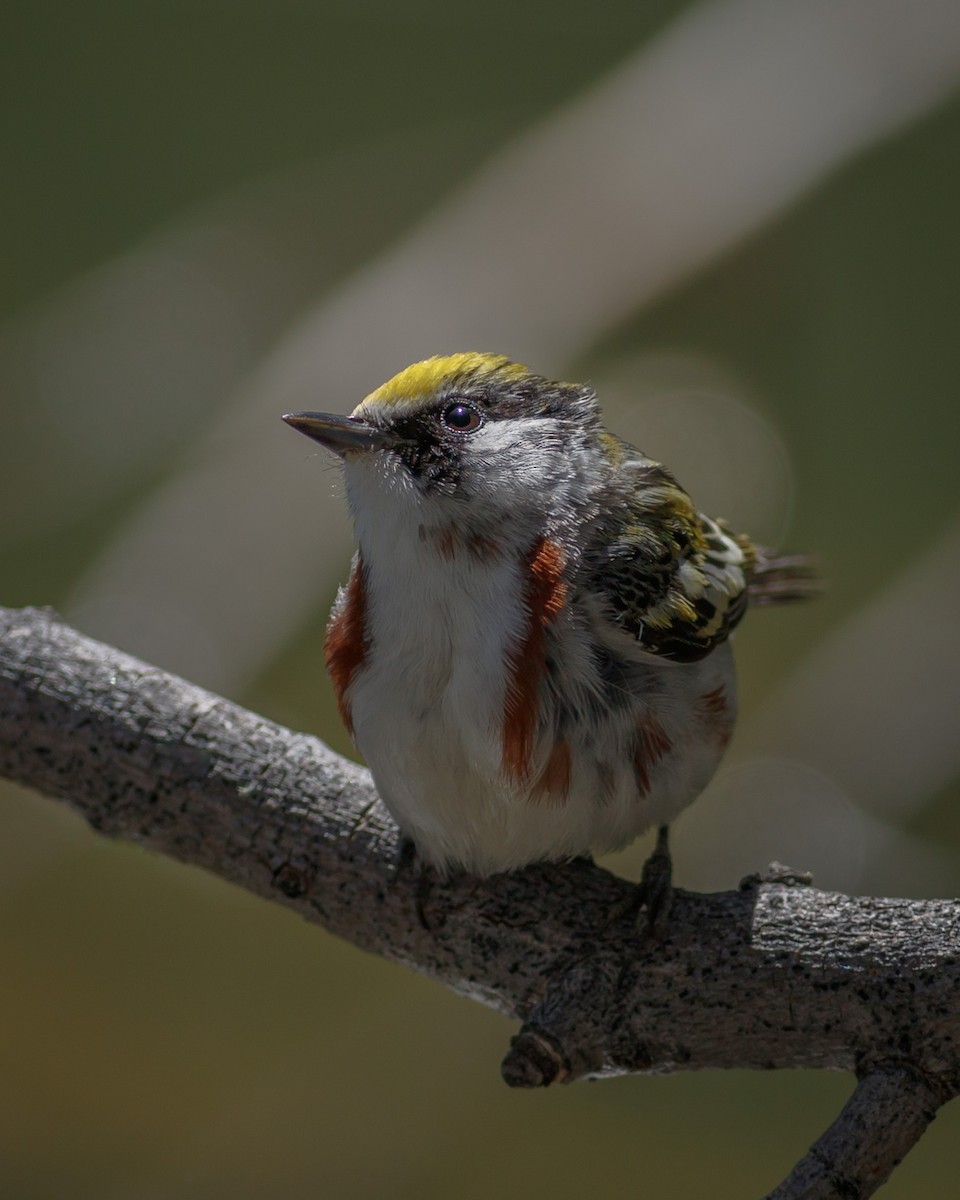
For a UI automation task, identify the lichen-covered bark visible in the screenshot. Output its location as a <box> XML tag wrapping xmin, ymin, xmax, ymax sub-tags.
<box><xmin>1</xmin><ymin>606</ymin><xmax>958</xmax><ymax>1197</ymax></box>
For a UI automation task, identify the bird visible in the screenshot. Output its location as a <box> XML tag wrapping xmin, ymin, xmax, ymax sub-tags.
<box><xmin>282</xmin><ymin>352</ymin><xmax>813</xmax><ymax>903</ymax></box>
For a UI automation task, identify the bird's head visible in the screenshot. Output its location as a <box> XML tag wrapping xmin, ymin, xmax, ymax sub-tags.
<box><xmin>283</xmin><ymin>353</ymin><xmax>605</xmax><ymax>540</ymax></box>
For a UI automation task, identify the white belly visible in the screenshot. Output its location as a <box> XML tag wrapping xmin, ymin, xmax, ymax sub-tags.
<box><xmin>348</xmin><ymin>547</ymin><xmax>736</xmax><ymax>874</ymax></box>
<box><xmin>341</xmin><ymin>477</ymin><xmax>736</xmax><ymax>873</ymax></box>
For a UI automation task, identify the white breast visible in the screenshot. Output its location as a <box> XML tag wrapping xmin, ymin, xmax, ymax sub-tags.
<box><xmin>347</xmin><ymin>509</ymin><xmax>529</xmax><ymax>861</ymax></box>
<box><xmin>341</xmin><ymin>456</ymin><xmax>737</xmax><ymax>875</ymax></box>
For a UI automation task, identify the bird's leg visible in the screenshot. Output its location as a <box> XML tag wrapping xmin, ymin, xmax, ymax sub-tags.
<box><xmin>605</xmin><ymin>825</ymin><xmax>674</xmax><ymax>940</ymax></box>
<box><xmin>635</xmin><ymin>824</ymin><xmax>673</xmax><ymax>940</ymax></box>
<box><xmin>391</xmin><ymin>834</ymin><xmax>439</xmax><ymax>932</ymax></box>
<box><xmin>391</xmin><ymin>833</ymin><xmax>418</xmax><ymax>875</ymax></box>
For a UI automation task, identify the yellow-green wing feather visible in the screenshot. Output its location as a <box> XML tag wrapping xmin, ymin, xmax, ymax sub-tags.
<box><xmin>586</xmin><ymin>444</ymin><xmax>751</xmax><ymax>662</ymax></box>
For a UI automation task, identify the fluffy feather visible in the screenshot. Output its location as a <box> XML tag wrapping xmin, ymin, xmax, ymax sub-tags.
<box><xmin>288</xmin><ymin>354</ymin><xmax>814</xmax><ymax>874</ymax></box>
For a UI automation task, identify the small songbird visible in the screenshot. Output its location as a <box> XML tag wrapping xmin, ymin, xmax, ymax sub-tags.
<box><xmin>283</xmin><ymin>353</ymin><xmax>812</xmax><ymax>886</ymax></box>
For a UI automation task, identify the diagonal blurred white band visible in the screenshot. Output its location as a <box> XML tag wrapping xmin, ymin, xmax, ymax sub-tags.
<box><xmin>740</xmin><ymin>516</ymin><xmax>960</xmax><ymax>822</ymax></box>
<box><xmin>69</xmin><ymin>0</ymin><xmax>960</xmax><ymax>692</ymax></box>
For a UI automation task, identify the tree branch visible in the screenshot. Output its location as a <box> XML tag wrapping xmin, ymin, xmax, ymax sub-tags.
<box><xmin>765</xmin><ymin>1065</ymin><xmax>946</xmax><ymax>1199</ymax></box>
<box><xmin>1</xmin><ymin>605</ymin><xmax>957</xmax><ymax>1197</ymax></box>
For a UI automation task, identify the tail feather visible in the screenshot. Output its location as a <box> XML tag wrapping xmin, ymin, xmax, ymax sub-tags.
<box><xmin>746</xmin><ymin>551</ymin><xmax>821</xmax><ymax>606</ymax></box>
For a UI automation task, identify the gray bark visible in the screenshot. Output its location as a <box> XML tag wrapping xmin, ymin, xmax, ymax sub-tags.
<box><xmin>1</xmin><ymin>605</ymin><xmax>957</xmax><ymax>1198</ymax></box>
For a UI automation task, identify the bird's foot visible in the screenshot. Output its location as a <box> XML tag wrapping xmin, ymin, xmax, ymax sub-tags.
<box><xmin>634</xmin><ymin>825</ymin><xmax>673</xmax><ymax>942</ymax></box>
<box><xmin>391</xmin><ymin>835</ymin><xmax>440</xmax><ymax>931</ymax></box>
<box><xmin>390</xmin><ymin>833</ymin><xmax>420</xmax><ymax>883</ymax></box>
<box><xmin>607</xmin><ymin>826</ymin><xmax>673</xmax><ymax>943</ymax></box>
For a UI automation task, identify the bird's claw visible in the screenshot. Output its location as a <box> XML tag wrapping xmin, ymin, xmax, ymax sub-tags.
<box><xmin>607</xmin><ymin>825</ymin><xmax>673</xmax><ymax>943</ymax></box>
<box><xmin>391</xmin><ymin>835</ymin><xmax>440</xmax><ymax>931</ymax></box>
<box><xmin>634</xmin><ymin>825</ymin><xmax>673</xmax><ymax>941</ymax></box>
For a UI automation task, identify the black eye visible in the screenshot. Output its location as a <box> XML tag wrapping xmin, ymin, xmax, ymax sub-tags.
<box><xmin>441</xmin><ymin>402</ymin><xmax>482</xmax><ymax>433</ymax></box>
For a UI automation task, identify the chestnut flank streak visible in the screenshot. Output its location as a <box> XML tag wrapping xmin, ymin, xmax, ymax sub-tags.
<box><xmin>530</xmin><ymin>740</ymin><xmax>572</xmax><ymax>805</ymax></box>
<box><xmin>424</xmin><ymin>525</ymin><xmax>501</xmax><ymax>562</ymax></box>
<box><xmin>697</xmin><ymin>685</ymin><xmax>728</xmax><ymax>716</ymax></box>
<box><xmin>324</xmin><ymin>557</ymin><xmax>369</xmax><ymax>735</ymax></box>
<box><xmin>502</xmin><ymin>539</ymin><xmax>568</xmax><ymax>780</ymax></box>
<box><xmin>696</xmin><ymin>685</ymin><xmax>733</xmax><ymax>750</ymax></box>
<box><xmin>633</xmin><ymin>713</ymin><xmax>672</xmax><ymax>795</ymax></box>
<box><xmin>436</xmin><ymin>528</ymin><xmax>457</xmax><ymax>560</ymax></box>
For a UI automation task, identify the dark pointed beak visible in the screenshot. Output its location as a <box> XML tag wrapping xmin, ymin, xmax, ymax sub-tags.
<box><xmin>281</xmin><ymin>411</ymin><xmax>395</xmax><ymax>456</ymax></box>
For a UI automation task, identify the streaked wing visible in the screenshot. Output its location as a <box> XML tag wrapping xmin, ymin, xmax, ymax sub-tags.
<box><xmin>585</xmin><ymin>444</ymin><xmax>750</xmax><ymax>663</ymax></box>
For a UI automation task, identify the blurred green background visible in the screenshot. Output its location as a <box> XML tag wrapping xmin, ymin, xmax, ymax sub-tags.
<box><xmin>3</xmin><ymin>1</ymin><xmax>960</xmax><ymax>1196</ymax></box>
